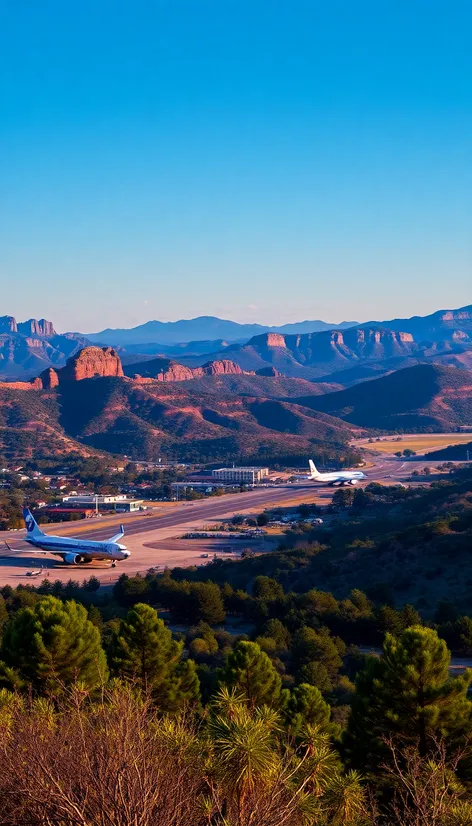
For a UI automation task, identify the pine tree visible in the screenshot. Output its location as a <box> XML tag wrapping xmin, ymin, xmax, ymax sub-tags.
<box><xmin>291</xmin><ymin>626</ymin><xmax>344</xmax><ymax>686</ymax></box>
<box><xmin>187</xmin><ymin>582</ymin><xmax>226</xmax><ymax>624</ymax></box>
<box><xmin>0</xmin><ymin>596</ymin><xmax>107</xmax><ymax>693</ymax></box>
<box><xmin>284</xmin><ymin>683</ymin><xmax>331</xmax><ymax>738</ymax></box>
<box><xmin>218</xmin><ymin>641</ymin><xmax>282</xmax><ymax>707</ymax></box>
<box><xmin>343</xmin><ymin>625</ymin><xmax>472</xmax><ymax>773</ymax></box>
<box><xmin>110</xmin><ymin>603</ymin><xmax>200</xmax><ymax>709</ymax></box>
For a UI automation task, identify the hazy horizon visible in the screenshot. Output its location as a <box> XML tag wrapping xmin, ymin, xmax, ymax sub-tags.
<box><xmin>2</xmin><ymin>299</ymin><xmax>472</xmax><ymax>337</ymax></box>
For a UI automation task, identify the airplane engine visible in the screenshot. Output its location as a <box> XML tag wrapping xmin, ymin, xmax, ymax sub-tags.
<box><xmin>63</xmin><ymin>554</ymin><xmax>92</xmax><ymax>565</ymax></box>
<box><xmin>349</xmin><ymin>479</ymin><xmax>359</xmax><ymax>485</ymax></box>
<box><xmin>63</xmin><ymin>552</ymin><xmax>85</xmax><ymax>564</ymax></box>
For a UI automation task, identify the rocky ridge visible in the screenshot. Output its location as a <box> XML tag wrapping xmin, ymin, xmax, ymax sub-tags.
<box><xmin>40</xmin><ymin>347</ymin><xmax>124</xmax><ymax>387</ymax></box>
<box><xmin>127</xmin><ymin>357</ymin><xmax>253</xmax><ymax>382</ymax></box>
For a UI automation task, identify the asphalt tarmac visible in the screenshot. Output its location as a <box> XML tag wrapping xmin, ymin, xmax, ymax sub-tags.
<box><xmin>0</xmin><ymin>454</ymin><xmax>466</xmax><ymax>585</ymax></box>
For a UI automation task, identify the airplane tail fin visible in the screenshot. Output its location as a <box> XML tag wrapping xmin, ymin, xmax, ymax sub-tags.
<box><xmin>23</xmin><ymin>508</ymin><xmax>44</xmax><ymax>537</ymax></box>
<box><xmin>109</xmin><ymin>524</ymin><xmax>125</xmax><ymax>543</ymax></box>
<box><xmin>309</xmin><ymin>459</ymin><xmax>320</xmax><ymax>477</ymax></box>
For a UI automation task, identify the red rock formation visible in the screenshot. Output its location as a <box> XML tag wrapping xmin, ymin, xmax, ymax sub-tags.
<box><xmin>60</xmin><ymin>347</ymin><xmax>124</xmax><ymax>381</ymax></box>
<box><xmin>1</xmin><ymin>379</ymin><xmax>38</xmax><ymax>390</ymax></box>
<box><xmin>155</xmin><ymin>359</ymin><xmax>252</xmax><ymax>382</ymax></box>
<box><xmin>156</xmin><ymin>363</ymin><xmax>196</xmax><ymax>382</ymax></box>
<box><xmin>39</xmin><ymin>368</ymin><xmax>60</xmax><ymax>389</ymax></box>
<box><xmin>248</xmin><ymin>333</ymin><xmax>286</xmax><ymax>347</ymax></box>
<box><xmin>38</xmin><ymin>347</ymin><xmax>124</xmax><ymax>386</ymax></box>
<box><xmin>200</xmin><ymin>359</ymin><xmax>247</xmax><ymax>376</ymax></box>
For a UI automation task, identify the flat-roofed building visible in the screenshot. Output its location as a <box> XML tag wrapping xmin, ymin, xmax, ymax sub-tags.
<box><xmin>62</xmin><ymin>494</ymin><xmax>143</xmax><ymax>512</ymax></box>
<box><xmin>211</xmin><ymin>466</ymin><xmax>269</xmax><ymax>484</ymax></box>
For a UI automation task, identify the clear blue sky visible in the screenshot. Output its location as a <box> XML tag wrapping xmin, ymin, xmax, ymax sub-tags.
<box><xmin>1</xmin><ymin>0</ymin><xmax>471</xmax><ymax>332</ymax></box>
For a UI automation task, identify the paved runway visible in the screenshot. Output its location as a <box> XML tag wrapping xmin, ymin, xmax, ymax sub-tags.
<box><xmin>0</xmin><ymin>455</ymin><xmax>463</xmax><ymax>586</ymax></box>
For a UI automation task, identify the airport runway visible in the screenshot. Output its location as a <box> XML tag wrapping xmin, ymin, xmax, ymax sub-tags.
<box><xmin>0</xmin><ymin>455</ymin><xmax>459</xmax><ymax>586</ymax></box>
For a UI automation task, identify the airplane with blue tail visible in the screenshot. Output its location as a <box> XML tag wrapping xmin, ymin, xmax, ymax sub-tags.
<box><xmin>8</xmin><ymin>508</ymin><xmax>132</xmax><ymax>567</ymax></box>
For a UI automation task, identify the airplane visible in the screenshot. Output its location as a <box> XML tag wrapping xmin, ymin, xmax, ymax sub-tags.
<box><xmin>298</xmin><ymin>460</ymin><xmax>367</xmax><ymax>486</ymax></box>
<box><xmin>4</xmin><ymin>508</ymin><xmax>131</xmax><ymax>567</ymax></box>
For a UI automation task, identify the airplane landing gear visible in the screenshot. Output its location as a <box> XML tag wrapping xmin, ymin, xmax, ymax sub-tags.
<box><xmin>111</xmin><ymin>561</ymin><xmax>116</xmax><ymax>568</ymax></box>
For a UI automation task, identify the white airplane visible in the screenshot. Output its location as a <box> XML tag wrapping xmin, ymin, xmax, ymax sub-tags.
<box><xmin>4</xmin><ymin>509</ymin><xmax>131</xmax><ymax>567</ymax></box>
<box><xmin>300</xmin><ymin>460</ymin><xmax>367</xmax><ymax>486</ymax></box>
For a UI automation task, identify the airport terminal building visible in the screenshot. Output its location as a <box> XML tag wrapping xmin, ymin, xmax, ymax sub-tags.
<box><xmin>211</xmin><ymin>466</ymin><xmax>269</xmax><ymax>485</ymax></box>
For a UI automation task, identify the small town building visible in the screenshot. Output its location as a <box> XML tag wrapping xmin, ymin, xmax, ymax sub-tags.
<box><xmin>211</xmin><ymin>466</ymin><xmax>269</xmax><ymax>484</ymax></box>
<box><xmin>62</xmin><ymin>494</ymin><xmax>144</xmax><ymax>512</ymax></box>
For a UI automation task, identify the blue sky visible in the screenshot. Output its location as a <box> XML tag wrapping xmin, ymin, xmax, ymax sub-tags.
<box><xmin>1</xmin><ymin>0</ymin><xmax>471</xmax><ymax>332</ymax></box>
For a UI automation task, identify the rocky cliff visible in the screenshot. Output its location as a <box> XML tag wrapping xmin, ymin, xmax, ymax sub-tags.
<box><xmin>0</xmin><ymin>316</ymin><xmax>18</xmax><ymax>334</ymax></box>
<box><xmin>17</xmin><ymin>318</ymin><xmax>57</xmax><ymax>337</ymax></box>
<box><xmin>128</xmin><ymin>357</ymin><xmax>252</xmax><ymax>382</ymax></box>
<box><xmin>212</xmin><ymin>327</ymin><xmax>425</xmax><ymax>380</ymax></box>
<box><xmin>156</xmin><ymin>358</ymin><xmax>250</xmax><ymax>381</ymax></box>
<box><xmin>39</xmin><ymin>346</ymin><xmax>124</xmax><ymax>387</ymax></box>
<box><xmin>0</xmin><ymin>316</ymin><xmax>90</xmax><ymax>380</ymax></box>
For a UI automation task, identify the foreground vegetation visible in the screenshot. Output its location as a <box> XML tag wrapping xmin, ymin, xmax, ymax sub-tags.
<box><xmin>1</xmin><ymin>594</ymin><xmax>472</xmax><ymax>825</ymax></box>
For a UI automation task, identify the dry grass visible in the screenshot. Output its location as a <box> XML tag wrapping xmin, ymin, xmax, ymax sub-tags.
<box><xmin>362</xmin><ymin>433</ymin><xmax>472</xmax><ymax>454</ymax></box>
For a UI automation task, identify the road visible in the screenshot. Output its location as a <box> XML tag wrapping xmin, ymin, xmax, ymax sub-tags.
<box><xmin>0</xmin><ymin>453</ymin><xmax>464</xmax><ymax>586</ymax></box>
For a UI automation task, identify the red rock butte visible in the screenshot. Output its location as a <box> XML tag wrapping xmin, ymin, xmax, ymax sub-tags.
<box><xmin>136</xmin><ymin>359</ymin><xmax>253</xmax><ymax>382</ymax></box>
<box><xmin>39</xmin><ymin>346</ymin><xmax>124</xmax><ymax>387</ymax></box>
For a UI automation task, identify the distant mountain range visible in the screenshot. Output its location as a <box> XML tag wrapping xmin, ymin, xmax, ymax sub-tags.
<box><xmin>361</xmin><ymin>305</ymin><xmax>472</xmax><ymax>341</ymax></box>
<box><xmin>87</xmin><ymin>305</ymin><xmax>472</xmax><ymax>348</ymax></box>
<box><xmin>87</xmin><ymin>316</ymin><xmax>359</xmax><ymax>347</ymax></box>
<box><xmin>195</xmin><ymin>326</ymin><xmax>472</xmax><ymax>383</ymax></box>
<box><xmin>0</xmin><ymin>304</ymin><xmax>471</xmax><ymax>383</ymax></box>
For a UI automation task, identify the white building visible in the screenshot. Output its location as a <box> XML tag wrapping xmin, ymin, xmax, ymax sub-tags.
<box><xmin>62</xmin><ymin>494</ymin><xmax>143</xmax><ymax>512</ymax></box>
<box><xmin>211</xmin><ymin>467</ymin><xmax>269</xmax><ymax>484</ymax></box>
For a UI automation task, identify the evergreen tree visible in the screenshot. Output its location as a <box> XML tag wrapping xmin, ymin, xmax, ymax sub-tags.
<box><xmin>187</xmin><ymin>582</ymin><xmax>225</xmax><ymax>624</ymax></box>
<box><xmin>0</xmin><ymin>596</ymin><xmax>107</xmax><ymax>693</ymax></box>
<box><xmin>170</xmin><ymin>659</ymin><xmax>201</xmax><ymax>711</ymax></box>
<box><xmin>110</xmin><ymin>603</ymin><xmax>200</xmax><ymax>709</ymax></box>
<box><xmin>291</xmin><ymin>626</ymin><xmax>344</xmax><ymax>685</ymax></box>
<box><xmin>252</xmin><ymin>576</ymin><xmax>284</xmax><ymax>602</ymax></box>
<box><xmin>298</xmin><ymin>661</ymin><xmax>332</xmax><ymax>693</ymax></box>
<box><xmin>218</xmin><ymin>641</ymin><xmax>282</xmax><ymax>707</ymax></box>
<box><xmin>284</xmin><ymin>683</ymin><xmax>331</xmax><ymax>738</ymax></box>
<box><xmin>261</xmin><ymin>618</ymin><xmax>291</xmax><ymax>651</ymax></box>
<box><xmin>343</xmin><ymin>626</ymin><xmax>472</xmax><ymax>773</ymax></box>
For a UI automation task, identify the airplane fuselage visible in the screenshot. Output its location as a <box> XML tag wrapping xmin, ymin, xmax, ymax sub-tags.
<box><xmin>313</xmin><ymin>472</ymin><xmax>366</xmax><ymax>486</ymax></box>
<box><xmin>25</xmin><ymin>534</ymin><xmax>130</xmax><ymax>562</ymax></box>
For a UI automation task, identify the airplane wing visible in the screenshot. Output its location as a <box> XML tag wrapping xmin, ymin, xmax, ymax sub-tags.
<box><xmin>108</xmin><ymin>524</ymin><xmax>125</xmax><ymax>543</ymax></box>
<box><xmin>3</xmin><ymin>541</ymin><xmax>47</xmax><ymax>554</ymax></box>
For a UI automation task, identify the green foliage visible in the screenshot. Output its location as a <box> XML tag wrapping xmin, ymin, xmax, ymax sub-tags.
<box><xmin>343</xmin><ymin>626</ymin><xmax>472</xmax><ymax>773</ymax></box>
<box><xmin>261</xmin><ymin>618</ymin><xmax>291</xmax><ymax>651</ymax></box>
<box><xmin>186</xmin><ymin>581</ymin><xmax>226</xmax><ymax>624</ymax></box>
<box><xmin>284</xmin><ymin>682</ymin><xmax>331</xmax><ymax>738</ymax></box>
<box><xmin>109</xmin><ymin>603</ymin><xmax>200</xmax><ymax>709</ymax></box>
<box><xmin>252</xmin><ymin>575</ymin><xmax>284</xmax><ymax>602</ymax></box>
<box><xmin>219</xmin><ymin>641</ymin><xmax>282</xmax><ymax>707</ymax></box>
<box><xmin>291</xmin><ymin>626</ymin><xmax>345</xmax><ymax>691</ymax></box>
<box><xmin>0</xmin><ymin>596</ymin><xmax>107</xmax><ymax>693</ymax></box>
<box><xmin>332</xmin><ymin>487</ymin><xmax>355</xmax><ymax>509</ymax></box>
